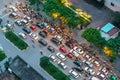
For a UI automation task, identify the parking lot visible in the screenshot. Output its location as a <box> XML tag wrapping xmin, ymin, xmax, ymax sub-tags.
<box><xmin>0</xmin><ymin>0</ymin><xmax>118</xmax><ymax>80</ymax></box>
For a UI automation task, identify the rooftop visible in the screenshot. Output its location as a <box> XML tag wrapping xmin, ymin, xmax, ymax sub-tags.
<box><xmin>9</xmin><ymin>56</ymin><xmax>46</xmax><ymax>80</ymax></box>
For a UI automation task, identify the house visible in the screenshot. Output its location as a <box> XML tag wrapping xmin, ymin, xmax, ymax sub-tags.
<box><xmin>100</xmin><ymin>23</ymin><xmax>119</xmax><ymax>40</ymax></box>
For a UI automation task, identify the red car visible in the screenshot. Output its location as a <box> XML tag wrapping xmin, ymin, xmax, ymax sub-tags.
<box><xmin>30</xmin><ymin>25</ymin><xmax>38</xmax><ymax>31</ymax></box>
<box><xmin>67</xmin><ymin>53</ymin><xmax>75</xmax><ymax>60</ymax></box>
<box><xmin>43</xmin><ymin>29</ymin><xmax>49</xmax><ymax>35</ymax></box>
<box><xmin>59</xmin><ymin>46</ymin><xmax>67</xmax><ymax>53</ymax></box>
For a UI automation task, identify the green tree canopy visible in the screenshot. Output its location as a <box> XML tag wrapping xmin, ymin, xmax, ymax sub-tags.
<box><xmin>0</xmin><ymin>50</ymin><xmax>6</xmax><ymax>61</ymax></box>
<box><xmin>81</xmin><ymin>27</ymin><xmax>101</xmax><ymax>43</ymax></box>
<box><xmin>40</xmin><ymin>56</ymin><xmax>49</xmax><ymax>66</ymax></box>
<box><xmin>29</xmin><ymin>0</ymin><xmax>40</xmax><ymax>5</ymax></box>
<box><xmin>111</xmin><ymin>12</ymin><xmax>120</xmax><ymax>29</ymax></box>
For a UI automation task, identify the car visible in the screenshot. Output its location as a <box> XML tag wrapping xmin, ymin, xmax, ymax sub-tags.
<box><xmin>49</xmin><ymin>27</ymin><xmax>55</xmax><ymax>34</ymax></box>
<box><xmin>41</xmin><ymin>22</ymin><xmax>49</xmax><ymax>28</ymax></box>
<box><xmin>55</xmin><ymin>35</ymin><xmax>63</xmax><ymax>42</ymax></box>
<box><xmin>69</xmin><ymin>69</ymin><xmax>80</xmax><ymax>78</ymax></box>
<box><xmin>21</xmin><ymin>19</ymin><xmax>28</xmax><ymax>25</ymax></box>
<box><xmin>31</xmin><ymin>33</ymin><xmax>39</xmax><ymax>40</ymax></box>
<box><xmin>70</xmin><ymin>49</ymin><xmax>80</xmax><ymax>57</ymax></box>
<box><xmin>56</xmin><ymin>52</ymin><xmax>66</xmax><ymax>61</ymax></box>
<box><xmin>38</xmin><ymin>39</ymin><xmax>47</xmax><ymax>46</ymax></box>
<box><xmin>49</xmin><ymin>55</ymin><xmax>58</xmax><ymax>62</ymax></box>
<box><xmin>47</xmin><ymin>46</ymin><xmax>55</xmax><ymax>52</ymax></box>
<box><xmin>0</xmin><ymin>18</ymin><xmax>2</xmax><ymax>24</ymax></box>
<box><xmin>84</xmin><ymin>67</ymin><xmax>95</xmax><ymax>75</ymax></box>
<box><xmin>51</xmin><ymin>37</ymin><xmax>61</xmax><ymax>45</ymax></box>
<box><xmin>73</xmin><ymin>59</ymin><xmax>82</xmax><ymax>66</ymax></box>
<box><xmin>72</xmin><ymin>66</ymin><xmax>83</xmax><ymax>72</ymax></box>
<box><xmin>15</xmin><ymin>20</ymin><xmax>22</xmax><ymax>26</ymax></box>
<box><xmin>30</xmin><ymin>25</ymin><xmax>38</xmax><ymax>31</ymax></box>
<box><xmin>85</xmin><ymin>61</ymin><xmax>93</xmax><ymax>67</ymax></box>
<box><xmin>65</xmin><ymin>41</ymin><xmax>74</xmax><ymax>49</ymax></box>
<box><xmin>18</xmin><ymin>32</ymin><xmax>27</xmax><ymax>39</ymax></box>
<box><xmin>94</xmin><ymin>61</ymin><xmax>100</xmax><ymax>66</ymax></box>
<box><xmin>59</xmin><ymin>46</ymin><xmax>67</xmax><ymax>53</ymax></box>
<box><xmin>73</xmin><ymin>46</ymin><xmax>84</xmax><ymax>54</ymax></box>
<box><xmin>22</xmin><ymin>27</ymin><xmax>31</xmax><ymax>34</ymax></box>
<box><xmin>36</xmin><ymin>22</ymin><xmax>44</xmax><ymax>29</ymax></box>
<box><xmin>24</xmin><ymin>15</ymin><xmax>31</xmax><ymax>21</ymax></box>
<box><xmin>43</xmin><ymin>29</ymin><xmax>49</xmax><ymax>35</ymax></box>
<box><xmin>9</xmin><ymin>12</ymin><xmax>18</xmax><ymax>19</ymax></box>
<box><xmin>9</xmin><ymin>5</ymin><xmax>18</xmax><ymax>12</ymax></box>
<box><xmin>67</xmin><ymin>53</ymin><xmax>75</xmax><ymax>60</ymax></box>
<box><xmin>39</xmin><ymin>31</ymin><xmax>47</xmax><ymax>38</ymax></box>
<box><xmin>58</xmin><ymin>61</ymin><xmax>68</xmax><ymax>69</ymax></box>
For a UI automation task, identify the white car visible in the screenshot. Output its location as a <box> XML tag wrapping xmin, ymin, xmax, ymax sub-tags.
<box><xmin>55</xmin><ymin>35</ymin><xmax>63</xmax><ymax>41</ymax></box>
<box><xmin>69</xmin><ymin>69</ymin><xmax>80</xmax><ymax>78</ymax></box>
<box><xmin>9</xmin><ymin>5</ymin><xmax>18</xmax><ymax>12</ymax></box>
<box><xmin>58</xmin><ymin>61</ymin><xmax>68</xmax><ymax>69</ymax></box>
<box><xmin>49</xmin><ymin>55</ymin><xmax>58</xmax><ymax>62</ymax></box>
<box><xmin>18</xmin><ymin>32</ymin><xmax>27</xmax><ymax>39</ymax></box>
<box><xmin>85</xmin><ymin>61</ymin><xmax>93</xmax><ymax>67</ymax></box>
<box><xmin>73</xmin><ymin>46</ymin><xmax>84</xmax><ymax>54</ymax></box>
<box><xmin>56</xmin><ymin>52</ymin><xmax>66</xmax><ymax>61</ymax></box>
<box><xmin>84</xmin><ymin>67</ymin><xmax>95</xmax><ymax>75</ymax></box>
<box><xmin>15</xmin><ymin>20</ymin><xmax>22</xmax><ymax>26</ymax></box>
<box><xmin>31</xmin><ymin>33</ymin><xmax>39</xmax><ymax>40</ymax></box>
<box><xmin>70</xmin><ymin>49</ymin><xmax>79</xmax><ymax>57</ymax></box>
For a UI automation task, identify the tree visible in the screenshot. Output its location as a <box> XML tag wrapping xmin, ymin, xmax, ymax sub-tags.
<box><xmin>29</xmin><ymin>0</ymin><xmax>40</xmax><ymax>5</ymax></box>
<box><xmin>111</xmin><ymin>12</ymin><xmax>120</xmax><ymax>29</ymax></box>
<box><xmin>81</xmin><ymin>27</ymin><xmax>101</xmax><ymax>43</ymax></box>
<box><xmin>40</xmin><ymin>56</ymin><xmax>49</xmax><ymax>66</ymax></box>
<box><xmin>0</xmin><ymin>50</ymin><xmax>6</xmax><ymax>61</ymax></box>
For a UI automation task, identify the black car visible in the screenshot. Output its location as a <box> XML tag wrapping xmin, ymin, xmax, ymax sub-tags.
<box><xmin>38</xmin><ymin>39</ymin><xmax>47</xmax><ymax>46</ymax></box>
<box><xmin>51</xmin><ymin>37</ymin><xmax>61</xmax><ymax>45</ymax></box>
<box><xmin>47</xmin><ymin>46</ymin><xmax>55</xmax><ymax>52</ymax></box>
<box><xmin>36</xmin><ymin>23</ymin><xmax>44</xmax><ymax>29</ymax></box>
<box><xmin>65</xmin><ymin>41</ymin><xmax>74</xmax><ymax>49</ymax></box>
<box><xmin>72</xmin><ymin>66</ymin><xmax>83</xmax><ymax>72</ymax></box>
<box><xmin>73</xmin><ymin>59</ymin><xmax>82</xmax><ymax>66</ymax></box>
<box><xmin>0</xmin><ymin>18</ymin><xmax>2</xmax><ymax>24</ymax></box>
<box><xmin>22</xmin><ymin>27</ymin><xmax>31</xmax><ymax>34</ymax></box>
<box><xmin>39</xmin><ymin>31</ymin><xmax>47</xmax><ymax>38</ymax></box>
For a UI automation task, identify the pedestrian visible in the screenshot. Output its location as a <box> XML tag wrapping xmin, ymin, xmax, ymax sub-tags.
<box><xmin>40</xmin><ymin>51</ymin><xmax>43</xmax><ymax>55</ymax></box>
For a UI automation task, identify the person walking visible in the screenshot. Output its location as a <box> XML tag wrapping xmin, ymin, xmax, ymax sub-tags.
<box><xmin>40</xmin><ymin>51</ymin><xmax>43</xmax><ymax>55</ymax></box>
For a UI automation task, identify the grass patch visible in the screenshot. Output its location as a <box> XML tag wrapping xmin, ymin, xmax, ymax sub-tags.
<box><xmin>40</xmin><ymin>56</ymin><xmax>71</xmax><ymax>80</ymax></box>
<box><xmin>5</xmin><ymin>31</ymin><xmax>28</xmax><ymax>50</ymax></box>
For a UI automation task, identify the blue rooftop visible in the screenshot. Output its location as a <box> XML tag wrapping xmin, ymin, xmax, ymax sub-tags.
<box><xmin>101</xmin><ymin>23</ymin><xmax>115</xmax><ymax>33</ymax></box>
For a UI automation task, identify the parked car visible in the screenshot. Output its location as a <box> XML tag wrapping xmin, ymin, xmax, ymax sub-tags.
<box><xmin>67</xmin><ymin>53</ymin><xmax>75</xmax><ymax>60</ymax></box>
<box><xmin>49</xmin><ymin>55</ymin><xmax>58</xmax><ymax>62</ymax></box>
<box><xmin>84</xmin><ymin>67</ymin><xmax>95</xmax><ymax>75</ymax></box>
<box><xmin>65</xmin><ymin>41</ymin><xmax>74</xmax><ymax>49</ymax></box>
<box><xmin>38</xmin><ymin>39</ymin><xmax>47</xmax><ymax>46</ymax></box>
<box><xmin>43</xmin><ymin>29</ymin><xmax>49</xmax><ymax>35</ymax></box>
<box><xmin>47</xmin><ymin>46</ymin><xmax>55</xmax><ymax>52</ymax></box>
<box><xmin>21</xmin><ymin>19</ymin><xmax>28</xmax><ymax>25</ymax></box>
<box><xmin>39</xmin><ymin>31</ymin><xmax>47</xmax><ymax>38</ymax></box>
<box><xmin>70</xmin><ymin>49</ymin><xmax>80</xmax><ymax>57</ymax></box>
<box><xmin>49</xmin><ymin>27</ymin><xmax>55</xmax><ymax>34</ymax></box>
<box><xmin>73</xmin><ymin>59</ymin><xmax>82</xmax><ymax>66</ymax></box>
<box><xmin>30</xmin><ymin>25</ymin><xmax>38</xmax><ymax>31</ymax></box>
<box><xmin>55</xmin><ymin>35</ymin><xmax>63</xmax><ymax>42</ymax></box>
<box><xmin>73</xmin><ymin>46</ymin><xmax>84</xmax><ymax>54</ymax></box>
<box><xmin>36</xmin><ymin>22</ymin><xmax>44</xmax><ymax>29</ymax></box>
<box><xmin>72</xmin><ymin>66</ymin><xmax>83</xmax><ymax>72</ymax></box>
<box><xmin>69</xmin><ymin>69</ymin><xmax>80</xmax><ymax>78</ymax></box>
<box><xmin>58</xmin><ymin>61</ymin><xmax>68</xmax><ymax>69</ymax></box>
<box><xmin>22</xmin><ymin>27</ymin><xmax>31</xmax><ymax>34</ymax></box>
<box><xmin>24</xmin><ymin>15</ymin><xmax>31</xmax><ymax>21</ymax></box>
<box><xmin>59</xmin><ymin>46</ymin><xmax>67</xmax><ymax>53</ymax></box>
<box><xmin>15</xmin><ymin>20</ymin><xmax>22</xmax><ymax>26</ymax></box>
<box><xmin>51</xmin><ymin>37</ymin><xmax>61</xmax><ymax>45</ymax></box>
<box><xmin>9</xmin><ymin>12</ymin><xmax>18</xmax><ymax>19</ymax></box>
<box><xmin>18</xmin><ymin>32</ymin><xmax>27</xmax><ymax>39</ymax></box>
<box><xmin>31</xmin><ymin>33</ymin><xmax>39</xmax><ymax>40</ymax></box>
<box><xmin>9</xmin><ymin>5</ymin><xmax>18</xmax><ymax>12</ymax></box>
<box><xmin>85</xmin><ymin>61</ymin><xmax>93</xmax><ymax>68</ymax></box>
<box><xmin>56</xmin><ymin>52</ymin><xmax>66</xmax><ymax>61</ymax></box>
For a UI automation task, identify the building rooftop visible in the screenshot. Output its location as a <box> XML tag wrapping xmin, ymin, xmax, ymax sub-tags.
<box><xmin>101</xmin><ymin>23</ymin><xmax>115</xmax><ymax>33</ymax></box>
<box><xmin>9</xmin><ymin>56</ymin><xmax>46</xmax><ymax>80</ymax></box>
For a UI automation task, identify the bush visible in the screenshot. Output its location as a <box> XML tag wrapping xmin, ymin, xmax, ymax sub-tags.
<box><xmin>40</xmin><ymin>56</ymin><xmax>71</xmax><ymax>80</ymax></box>
<box><xmin>0</xmin><ymin>50</ymin><xmax>6</xmax><ymax>61</ymax></box>
<box><xmin>5</xmin><ymin>31</ymin><xmax>28</xmax><ymax>50</ymax></box>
